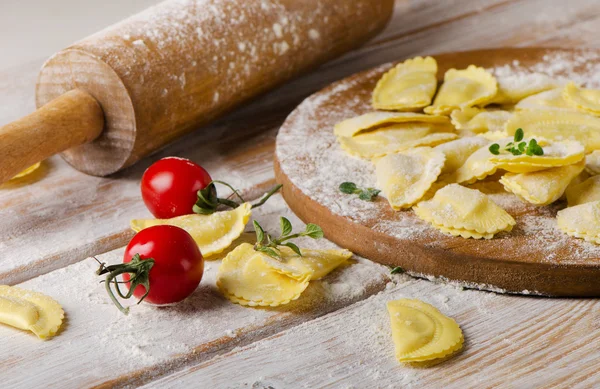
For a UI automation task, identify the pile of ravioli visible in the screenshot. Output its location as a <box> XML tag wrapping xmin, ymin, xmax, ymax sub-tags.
<box><xmin>335</xmin><ymin>56</ymin><xmax>600</xmax><ymax>242</ymax></box>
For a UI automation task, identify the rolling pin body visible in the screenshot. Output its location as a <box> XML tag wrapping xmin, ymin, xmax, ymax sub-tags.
<box><xmin>35</xmin><ymin>0</ymin><xmax>394</xmax><ymax>176</ymax></box>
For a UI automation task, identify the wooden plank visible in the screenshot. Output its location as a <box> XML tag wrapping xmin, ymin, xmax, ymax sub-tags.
<box><xmin>145</xmin><ymin>277</ymin><xmax>600</xmax><ymax>388</ymax></box>
<box><xmin>0</xmin><ymin>0</ymin><xmax>517</xmax><ymax>285</ymax></box>
<box><xmin>0</xmin><ymin>195</ymin><xmax>391</xmax><ymax>389</ymax></box>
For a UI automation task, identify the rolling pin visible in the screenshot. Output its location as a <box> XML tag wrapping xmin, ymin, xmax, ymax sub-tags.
<box><xmin>0</xmin><ymin>0</ymin><xmax>394</xmax><ymax>183</ymax></box>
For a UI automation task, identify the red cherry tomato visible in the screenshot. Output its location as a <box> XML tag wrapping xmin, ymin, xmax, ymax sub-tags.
<box><xmin>141</xmin><ymin>157</ymin><xmax>212</xmax><ymax>218</ymax></box>
<box><xmin>122</xmin><ymin>225</ymin><xmax>204</xmax><ymax>305</ymax></box>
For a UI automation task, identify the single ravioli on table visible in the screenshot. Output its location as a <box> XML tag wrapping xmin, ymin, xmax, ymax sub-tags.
<box><xmin>216</xmin><ymin>243</ymin><xmax>352</xmax><ymax>307</ymax></box>
<box><xmin>0</xmin><ymin>285</ymin><xmax>64</xmax><ymax>339</ymax></box>
<box><xmin>387</xmin><ymin>299</ymin><xmax>463</xmax><ymax>363</ymax></box>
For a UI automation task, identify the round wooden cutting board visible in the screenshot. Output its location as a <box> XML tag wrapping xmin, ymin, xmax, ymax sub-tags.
<box><xmin>274</xmin><ymin>47</ymin><xmax>600</xmax><ymax>297</ymax></box>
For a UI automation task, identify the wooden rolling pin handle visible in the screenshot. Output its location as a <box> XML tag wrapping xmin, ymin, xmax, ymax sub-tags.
<box><xmin>0</xmin><ymin>89</ymin><xmax>104</xmax><ymax>183</ymax></box>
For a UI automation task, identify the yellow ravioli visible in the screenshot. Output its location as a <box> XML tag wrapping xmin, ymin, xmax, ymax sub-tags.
<box><xmin>0</xmin><ymin>285</ymin><xmax>64</xmax><ymax>339</ymax></box>
<box><xmin>387</xmin><ymin>299</ymin><xmax>463</xmax><ymax>363</ymax></box>
<box><xmin>372</xmin><ymin>56</ymin><xmax>438</xmax><ymax>111</ymax></box>
<box><xmin>217</xmin><ymin>243</ymin><xmax>353</xmax><ymax>307</ymax></box>
<box><xmin>585</xmin><ymin>150</ymin><xmax>600</xmax><ymax>175</ymax></box>
<box><xmin>338</xmin><ymin>123</ymin><xmax>456</xmax><ymax>159</ymax></box>
<box><xmin>425</xmin><ymin>65</ymin><xmax>497</xmax><ymax>115</ymax></box>
<box><xmin>449</xmin><ymin>143</ymin><xmax>497</xmax><ymax>184</ymax></box>
<box><xmin>563</xmin><ymin>82</ymin><xmax>600</xmax><ymax>116</ymax></box>
<box><xmin>500</xmin><ymin>161</ymin><xmax>584</xmax><ymax>206</ymax></box>
<box><xmin>10</xmin><ymin>162</ymin><xmax>41</xmax><ymax>180</ymax></box>
<box><xmin>375</xmin><ymin>147</ymin><xmax>445</xmax><ymax>210</ymax></box>
<box><xmin>131</xmin><ymin>202</ymin><xmax>251</xmax><ymax>257</ymax></box>
<box><xmin>435</xmin><ymin>137</ymin><xmax>489</xmax><ymax>175</ymax></box>
<box><xmin>505</xmin><ymin>110</ymin><xmax>600</xmax><ymax>153</ymax></box>
<box><xmin>566</xmin><ymin>175</ymin><xmax>600</xmax><ymax>207</ymax></box>
<box><xmin>489</xmin><ymin>139</ymin><xmax>584</xmax><ymax>173</ymax></box>
<box><xmin>557</xmin><ymin>201</ymin><xmax>600</xmax><ymax>244</ymax></box>
<box><xmin>515</xmin><ymin>88</ymin><xmax>575</xmax><ymax>112</ymax></box>
<box><xmin>491</xmin><ymin>72</ymin><xmax>562</xmax><ymax>104</ymax></box>
<box><xmin>217</xmin><ymin>243</ymin><xmax>312</xmax><ymax>307</ymax></box>
<box><xmin>334</xmin><ymin>112</ymin><xmax>450</xmax><ymax>138</ymax></box>
<box><xmin>450</xmin><ymin>107</ymin><xmax>512</xmax><ymax>134</ymax></box>
<box><xmin>413</xmin><ymin>184</ymin><xmax>515</xmax><ymax>238</ymax></box>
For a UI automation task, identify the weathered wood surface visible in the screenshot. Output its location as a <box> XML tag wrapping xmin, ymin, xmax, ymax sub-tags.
<box><xmin>2</xmin><ymin>0</ymin><xmax>600</xmax><ymax>388</ymax></box>
<box><xmin>144</xmin><ymin>278</ymin><xmax>600</xmax><ymax>389</ymax></box>
<box><xmin>0</xmin><ymin>196</ymin><xmax>391</xmax><ymax>388</ymax></box>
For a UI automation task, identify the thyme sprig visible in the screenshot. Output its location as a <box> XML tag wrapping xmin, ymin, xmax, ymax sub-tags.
<box><xmin>253</xmin><ymin>217</ymin><xmax>324</xmax><ymax>259</ymax></box>
<box><xmin>339</xmin><ymin>182</ymin><xmax>381</xmax><ymax>202</ymax></box>
<box><xmin>489</xmin><ymin>128</ymin><xmax>544</xmax><ymax>157</ymax></box>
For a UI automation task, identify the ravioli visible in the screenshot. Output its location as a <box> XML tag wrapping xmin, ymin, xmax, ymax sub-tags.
<box><xmin>131</xmin><ymin>202</ymin><xmax>251</xmax><ymax>257</ymax></box>
<box><xmin>0</xmin><ymin>285</ymin><xmax>64</xmax><ymax>339</ymax></box>
<box><xmin>491</xmin><ymin>72</ymin><xmax>562</xmax><ymax>104</ymax></box>
<box><xmin>566</xmin><ymin>175</ymin><xmax>600</xmax><ymax>207</ymax></box>
<box><xmin>450</xmin><ymin>107</ymin><xmax>512</xmax><ymax>134</ymax></box>
<box><xmin>434</xmin><ymin>136</ymin><xmax>489</xmax><ymax>175</ymax></box>
<box><xmin>500</xmin><ymin>161</ymin><xmax>584</xmax><ymax>205</ymax></box>
<box><xmin>563</xmin><ymin>82</ymin><xmax>600</xmax><ymax>116</ymax></box>
<box><xmin>557</xmin><ymin>201</ymin><xmax>600</xmax><ymax>244</ymax></box>
<box><xmin>489</xmin><ymin>139</ymin><xmax>584</xmax><ymax>173</ymax></box>
<box><xmin>425</xmin><ymin>65</ymin><xmax>497</xmax><ymax>115</ymax></box>
<box><xmin>586</xmin><ymin>150</ymin><xmax>600</xmax><ymax>175</ymax></box>
<box><xmin>334</xmin><ymin>112</ymin><xmax>450</xmax><ymax>138</ymax></box>
<box><xmin>505</xmin><ymin>110</ymin><xmax>600</xmax><ymax>152</ymax></box>
<box><xmin>216</xmin><ymin>243</ymin><xmax>352</xmax><ymax>307</ymax></box>
<box><xmin>413</xmin><ymin>184</ymin><xmax>515</xmax><ymax>239</ymax></box>
<box><xmin>449</xmin><ymin>143</ymin><xmax>497</xmax><ymax>184</ymax></box>
<box><xmin>387</xmin><ymin>299</ymin><xmax>463</xmax><ymax>363</ymax></box>
<box><xmin>11</xmin><ymin>162</ymin><xmax>41</xmax><ymax>180</ymax></box>
<box><xmin>375</xmin><ymin>147</ymin><xmax>445</xmax><ymax>209</ymax></box>
<box><xmin>338</xmin><ymin>123</ymin><xmax>456</xmax><ymax>159</ymax></box>
<box><xmin>515</xmin><ymin>88</ymin><xmax>575</xmax><ymax>112</ymax></box>
<box><xmin>372</xmin><ymin>56</ymin><xmax>438</xmax><ymax>111</ymax></box>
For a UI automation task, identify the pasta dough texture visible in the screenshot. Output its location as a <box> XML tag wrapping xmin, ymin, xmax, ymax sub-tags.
<box><xmin>566</xmin><ymin>175</ymin><xmax>600</xmax><ymax>207</ymax></box>
<box><xmin>500</xmin><ymin>161</ymin><xmax>584</xmax><ymax>205</ymax></box>
<box><xmin>0</xmin><ymin>285</ymin><xmax>64</xmax><ymax>339</ymax></box>
<box><xmin>334</xmin><ymin>111</ymin><xmax>450</xmax><ymax>138</ymax></box>
<box><xmin>505</xmin><ymin>110</ymin><xmax>600</xmax><ymax>152</ymax></box>
<box><xmin>338</xmin><ymin>123</ymin><xmax>456</xmax><ymax>159</ymax></box>
<box><xmin>376</xmin><ymin>147</ymin><xmax>445</xmax><ymax>209</ymax></box>
<box><xmin>131</xmin><ymin>203</ymin><xmax>251</xmax><ymax>257</ymax></box>
<box><xmin>217</xmin><ymin>243</ymin><xmax>352</xmax><ymax>307</ymax></box>
<box><xmin>563</xmin><ymin>82</ymin><xmax>600</xmax><ymax>116</ymax></box>
<box><xmin>585</xmin><ymin>150</ymin><xmax>600</xmax><ymax>175</ymax></box>
<box><xmin>435</xmin><ymin>137</ymin><xmax>489</xmax><ymax>176</ymax></box>
<box><xmin>450</xmin><ymin>107</ymin><xmax>511</xmax><ymax>134</ymax></box>
<box><xmin>449</xmin><ymin>143</ymin><xmax>498</xmax><ymax>184</ymax></box>
<box><xmin>492</xmin><ymin>72</ymin><xmax>562</xmax><ymax>104</ymax></box>
<box><xmin>372</xmin><ymin>56</ymin><xmax>438</xmax><ymax>111</ymax></box>
<box><xmin>11</xmin><ymin>162</ymin><xmax>41</xmax><ymax>180</ymax></box>
<box><xmin>413</xmin><ymin>184</ymin><xmax>515</xmax><ymax>239</ymax></box>
<box><xmin>515</xmin><ymin>88</ymin><xmax>575</xmax><ymax>112</ymax></box>
<box><xmin>425</xmin><ymin>65</ymin><xmax>497</xmax><ymax>115</ymax></box>
<box><xmin>557</xmin><ymin>201</ymin><xmax>600</xmax><ymax>244</ymax></box>
<box><xmin>387</xmin><ymin>299</ymin><xmax>463</xmax><ymax>363</ymax></box>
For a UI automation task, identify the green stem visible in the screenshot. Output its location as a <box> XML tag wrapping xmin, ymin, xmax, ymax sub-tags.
<box><xmin>212</xmin><ymin>180</ymin><xmax>246</xmax><ymax>203</ymax></box>
<box><xmin>252</xmin><ymin>184</ymin><xmax>283</xmax><ymax>209</ymax></box>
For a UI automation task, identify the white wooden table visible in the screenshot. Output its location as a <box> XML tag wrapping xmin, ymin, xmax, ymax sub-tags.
<box><xmin>2</xmin><ymin>1</ymin><xmax>600</xmax><ymax>388</ymax></box>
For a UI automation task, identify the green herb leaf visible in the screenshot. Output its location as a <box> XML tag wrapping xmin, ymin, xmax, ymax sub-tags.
<box><xmin>518</xmin><ymin>141</ymin><xmax>526</xmax><ymax>152</ymax></box>
<box><xmin>489</xmin><ymin>143</ymin><xmax>500</xmax><ymax>155</ymax></box>
<box><xmin>304</xmin><ymin>223</ymin><xmax>324</xmax><ymax>239</ymax></box>
<box><xmin>282</xmin><ymin>242</ymin><xmax>302</xmax><ymax>256</ymax></box>
<box><xmin>514</xmin><ymin>128</ymin><xmax>524</xmax><ymax>142</ymax></box>
<box><xmin>257</xmin><ymin>246</ymin><xmax>281</xmax><ymax>259</ymax></box>
<box><xmin>253</xmin><ymin>220</ymin><xmax>265</xmax><ymax>244</ymax></box>
<box><xmin>339</xmin><ymin>182</ymin><xmax>358</xmax><ymax>194</ymax></box>
<box><xmin>358</xmin><ymin>188</ymin><xmax>381</xmax><ymax>201</ymax></box>
<box><xmin>280</xmin><ymin>217</ymin><xmax>293</xmax><ymax>237</ymax></box>
<box><xmin>390</xmin><ymin>266</ymin><xmax>405</xmax><ymax>275</ymax></box>
<box><xmin>509</xmin><ymin>147</ymin><xmax>522</xmax><ymax>156</ymax></box>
